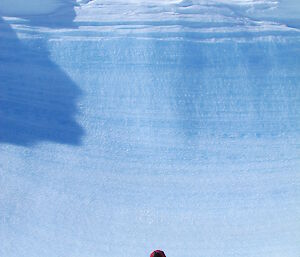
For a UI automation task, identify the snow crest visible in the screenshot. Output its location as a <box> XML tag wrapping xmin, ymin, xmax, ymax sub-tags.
<box><xmin>1</xmin><ymin>0</ymin><xmax>300</xmax><ymax>42</ymax></box>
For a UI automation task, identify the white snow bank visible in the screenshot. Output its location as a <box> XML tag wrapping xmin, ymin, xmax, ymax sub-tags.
<box><xmin>248</xmin><ymin>0</ymin><xmax>300</xmax><ymax>22</ymax></box>
<box><xmin>1</xmin><ymin>0</ymin><xmax>299</xmax><ymax>23</ymax></box>
<box><xmin>0</xmin><ymin>0</ymin><xmax>75</xmax><ymax>16</ymax></box>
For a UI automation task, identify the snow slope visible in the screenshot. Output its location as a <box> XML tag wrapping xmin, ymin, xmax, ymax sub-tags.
<box><xmin>1</xmin><ymin>1</ymin><xmax>300</xmax><ymax>257</ymax></box>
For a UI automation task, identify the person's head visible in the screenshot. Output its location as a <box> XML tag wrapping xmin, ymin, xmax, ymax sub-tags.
<box><xmin>150</xmin><ymin>250</ymin><xmax>166</xmax><ymax>257</ymax></box>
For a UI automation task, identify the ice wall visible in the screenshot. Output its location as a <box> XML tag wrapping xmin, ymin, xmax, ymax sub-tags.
<box><xmin>1</xmin><ymin>1</ymin><xmax>300</xmax><ymax>257</ymax></box>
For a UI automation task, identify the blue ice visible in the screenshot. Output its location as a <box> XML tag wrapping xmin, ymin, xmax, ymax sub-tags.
<box><xmin>1</xmin><ymin>1</ymin><xmax>300</xmax><ymax>257</ymax></box>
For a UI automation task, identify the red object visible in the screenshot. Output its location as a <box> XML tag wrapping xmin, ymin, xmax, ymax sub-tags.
<box><xmin>150</xmin><ymin>250</ymin><xmax>166</xmax><ymax>257</ymax></box>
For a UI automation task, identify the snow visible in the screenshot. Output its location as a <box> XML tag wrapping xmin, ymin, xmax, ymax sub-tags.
<box><xmin>0</xmin><ymin>0</ymin><xmax>67</xmax><ymax>16</ymax></box>
<box><xmin>1</xmin><ymin>1</ymin><xmax>300</xmax><ymax>257</ymax></box>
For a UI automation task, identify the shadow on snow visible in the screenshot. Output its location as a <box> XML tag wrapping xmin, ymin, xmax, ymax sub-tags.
<box><xmin>0</xmin><ymin>3</ymin><xmax>84</xmax><ymax>146</ymax></box>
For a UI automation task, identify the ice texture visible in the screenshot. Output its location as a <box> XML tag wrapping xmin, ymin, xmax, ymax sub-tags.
<box><xmin>1</xmin><ymin>1</ymin><xmax>300</xmax><ymax>257</ymax></box>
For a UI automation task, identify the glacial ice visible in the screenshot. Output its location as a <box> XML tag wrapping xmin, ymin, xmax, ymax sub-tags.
<box><xmin>1</xmin><ymin>1</ymin><xmax>300</xmax><ymax>257</ymax></box>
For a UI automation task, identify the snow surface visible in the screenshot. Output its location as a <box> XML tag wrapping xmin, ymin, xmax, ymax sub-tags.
<box><xmin>0</xmin><ymin>0</ymin><xmax>72</xmax><ymax>16</ymax></box>
<box><xmin>1</xmin><ymin>1</ymin><xmax>300</xmax><ymax>257</ymax></box>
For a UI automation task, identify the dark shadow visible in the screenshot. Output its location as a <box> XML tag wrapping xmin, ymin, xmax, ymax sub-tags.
<box><xmin>0</xmin><ymin>3</ymin><xmax>84</xmax><ymax>146</ymax></box>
